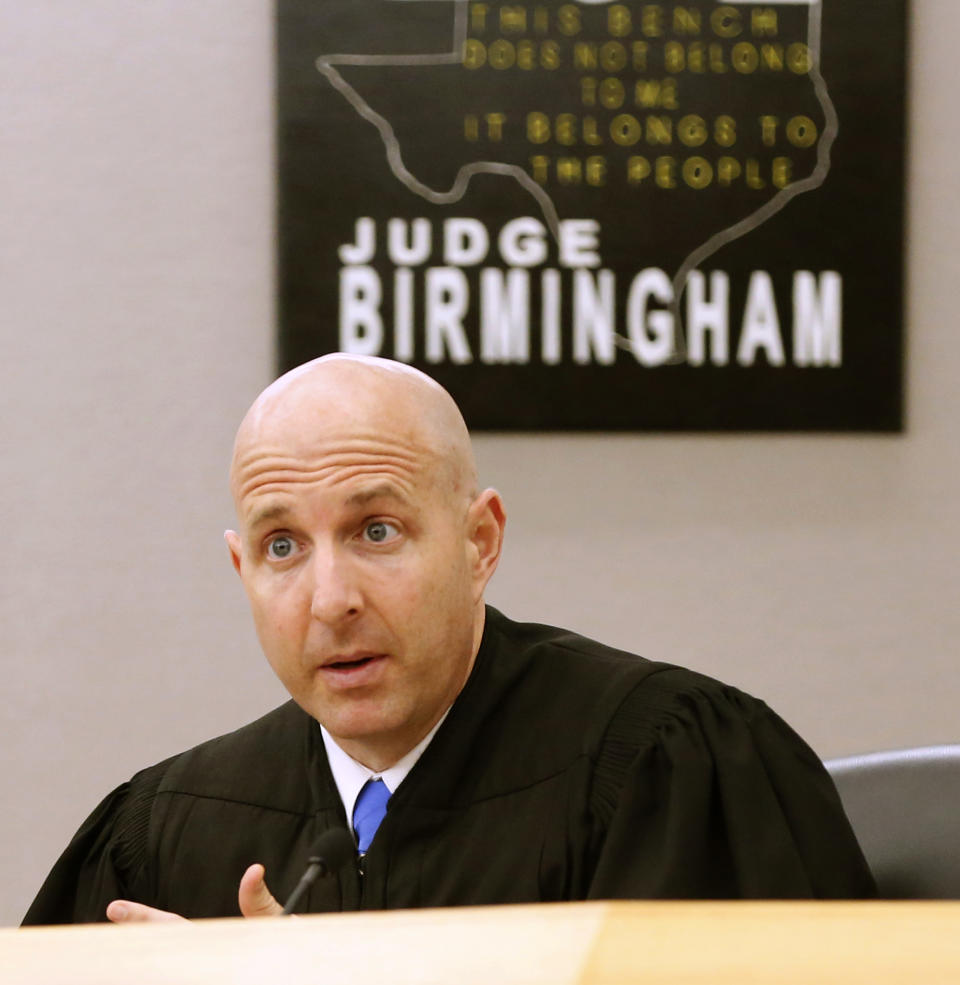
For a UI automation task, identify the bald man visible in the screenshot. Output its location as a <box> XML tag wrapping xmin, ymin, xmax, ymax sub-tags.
<box><xmin>24</xmin><ymin>357</ymin><xmax>874</xmax><ymax>924</ymax></box>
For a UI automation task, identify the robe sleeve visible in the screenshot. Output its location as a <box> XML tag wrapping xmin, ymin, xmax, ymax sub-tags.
<box><xmin>21</xmin><ymin>760</ymin><xmax>169</xmax><ymax>925</ymax></box>
<box><xmin>586</xmin><ymin>668</ymin><xmax>876</xmax><ymax>899</ymax></box>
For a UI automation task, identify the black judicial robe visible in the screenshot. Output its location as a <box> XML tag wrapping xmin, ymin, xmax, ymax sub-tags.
<box><xmin>23</xmin><ymin>608</ymin><xmax>874</xmax><ymax>923</ymax></box>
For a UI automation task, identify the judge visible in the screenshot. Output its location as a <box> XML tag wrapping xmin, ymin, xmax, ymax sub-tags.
<box><xmin>23</xmin><ymin>355</ymin><xmax>874</xmax><ymax>924</ymax></box>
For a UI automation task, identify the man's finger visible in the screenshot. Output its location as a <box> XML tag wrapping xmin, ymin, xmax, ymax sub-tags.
<box><xmin>238</xmin><ymin>863</ymin><xmax>284</xmax><ymax>917</ymax></box>
<box><xmin>106</xmin><ymin>900</ymin><xmax>187</xmax><ymax>923</ymax></box>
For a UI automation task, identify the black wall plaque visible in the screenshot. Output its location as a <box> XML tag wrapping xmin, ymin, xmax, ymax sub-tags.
<box><xmin>278</xmin><ymin>1</ymin><xmax>906</xmax><ymax>430</ymax></box>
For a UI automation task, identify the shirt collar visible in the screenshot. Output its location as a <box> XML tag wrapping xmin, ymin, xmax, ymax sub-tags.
<box><xmin>320</xmin><ymin>710</ymin><xmax>449</xmax><ymax>835</ymax></box>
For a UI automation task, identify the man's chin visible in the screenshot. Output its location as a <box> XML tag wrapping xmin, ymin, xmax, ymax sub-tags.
<box><xmin>304</xmin><ymin>696</ymin><xmax>400</xmax><ymax>744</ymax></box>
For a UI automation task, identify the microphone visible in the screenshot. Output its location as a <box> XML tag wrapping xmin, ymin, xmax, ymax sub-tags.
<box><xmin>281</xmin><ymin>827</ymin><xmax>355</xmax><ymax>915</ymax></box>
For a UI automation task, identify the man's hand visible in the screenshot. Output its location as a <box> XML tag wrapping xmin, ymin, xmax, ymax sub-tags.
<box><xmin>106</xmin><ymin>863</ymin><xmax>283</xmax><ymax>922</ymax></box>
<box><xmin>105</xmin><ymin>900</ymin><xmax>186</xmax><ymax>923</ymax></box>
<box><xmin>238</xmin><ymin>863</ymin><xmax>284</xmax><ymax>917</ymax></box>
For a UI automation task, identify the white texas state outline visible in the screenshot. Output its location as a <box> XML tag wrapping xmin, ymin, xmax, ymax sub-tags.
<box><xmin>314</xmin><ymin>0</ymin><xmax>838</xmax><ymax>353</ymax></box>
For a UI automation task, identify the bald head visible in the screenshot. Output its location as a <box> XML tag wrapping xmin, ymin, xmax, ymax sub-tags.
<box><xmin>224</xmin><ymin>355</ymin><xmax>505</xmax><ymax>768</ymax></box>
<box><xmin>230</xmin><ymin>354</ymin><xmax>477</xmax><ymax>510</ymax></box>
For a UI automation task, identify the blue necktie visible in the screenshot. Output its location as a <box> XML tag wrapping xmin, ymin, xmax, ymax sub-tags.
<box><xmin>353</xmin><ymin>778</ymin><xmax>390</xmax><ymax>853</ymax></box>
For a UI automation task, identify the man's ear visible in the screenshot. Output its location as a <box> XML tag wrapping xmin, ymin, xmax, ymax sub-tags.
<box><xmin>224</xmin><ymin>530</ymin><xmax>243</xmax><ymax>575</ymax></box>
<box><xmin>466</xmin><ymin>488</ymin><xmax>506</xmax><ymax>600</ymax></box>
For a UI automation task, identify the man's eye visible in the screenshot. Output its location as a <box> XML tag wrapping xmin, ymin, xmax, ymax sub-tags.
<box><xmin>266</xmin><ymin>535</ymin><xmax>297</xmax><ymax>560</ymax></box>
<box><xmin>364</xmin><ymin>521</ymin><xmax>398</xmax><ymax>544</ymax></box>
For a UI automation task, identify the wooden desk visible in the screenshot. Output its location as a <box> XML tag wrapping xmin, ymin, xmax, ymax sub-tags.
<box><xmin>4</xmin><ymin>901</ymin><xmax>960</xmax><ymax>984</ymax></box>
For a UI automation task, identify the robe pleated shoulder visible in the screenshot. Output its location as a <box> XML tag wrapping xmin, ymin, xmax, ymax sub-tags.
<box><xmin>23</xmin><ymin>607</ymin><xmax>874</xmax><ymax>924</ymax></box>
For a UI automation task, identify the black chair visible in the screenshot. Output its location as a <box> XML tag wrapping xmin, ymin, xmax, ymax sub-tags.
<box><xmin>825</xmin><ymin>745</ymin><xmax>960</xmax><ymax>898</ymax></box>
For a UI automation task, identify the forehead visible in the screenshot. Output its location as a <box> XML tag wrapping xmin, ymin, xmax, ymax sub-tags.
<box><xmin>230</xmin><ymin>360</ymin><xmax>472</xmax><ymax>524</ymax></box>
<box><xmin>232</xmin><ymin>424</ymin><xmax>450</xmax><ymax>525</ymax></box>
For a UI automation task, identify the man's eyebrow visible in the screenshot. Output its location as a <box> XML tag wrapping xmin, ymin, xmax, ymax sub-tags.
<box><xmin>345</xmin><ymin>483</ymin><xmax>411</xmax><ymax>508</ymax></box>
<box><xmin>246</xmin><ymin>503</ymin><xmax>291</xmax><ymax>529</ymax></box>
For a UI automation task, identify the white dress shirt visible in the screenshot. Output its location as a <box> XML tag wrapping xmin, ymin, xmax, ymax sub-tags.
<box><xmin>320</xmin><ymin>711</ymin><xmax>449</xmax><ymax>838</ymax></box>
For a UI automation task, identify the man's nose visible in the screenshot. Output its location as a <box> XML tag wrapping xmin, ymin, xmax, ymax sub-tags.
<box><xmin>309</xmin><ymin>547</ymin><xmax>363</xmax><ymax>624</ymax></box>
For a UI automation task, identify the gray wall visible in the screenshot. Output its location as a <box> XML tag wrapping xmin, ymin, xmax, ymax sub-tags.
<box><xmin>1</xmin><ymin>2</ymin><xmax>955</xmax><ymax>926</ymax></box>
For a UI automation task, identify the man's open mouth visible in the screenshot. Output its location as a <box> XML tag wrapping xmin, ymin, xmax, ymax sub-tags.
<box><xmin>328</xmin><ymin>655</ymin><xmax>377</xmax><ymax>670</ymax></box>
